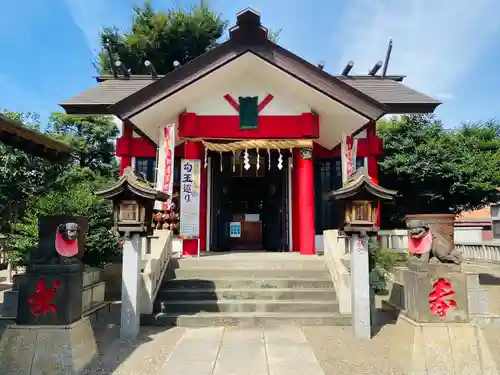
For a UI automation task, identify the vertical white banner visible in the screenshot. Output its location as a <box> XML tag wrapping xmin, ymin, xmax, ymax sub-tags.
<box><xmin>340</xmin><ymin>134</ymin><xmax>350</xmax><ymax>183</ymax></box>
<box><xmin>154</xmin><ymin>124</ymin><xmax>175</xmax><ymax>210</ymax></box>
<box><xmin>351</xmin><ymin>137</ymin><xmax>358</xmax><ymax>174</ymax></box>
<box><xmin>179</xmin><ymin>159</ymin><xmax>201</xmax><ymax>239</ymax></box>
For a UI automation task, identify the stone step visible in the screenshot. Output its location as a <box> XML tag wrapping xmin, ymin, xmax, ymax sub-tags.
<box><xmin>162</xmin><ymin>278</ymin><xmax>334</xmax><ymax>290</ymax></box>
<box><xmin>154</xmin><ymin>300</ymin><xmax>339</xmax><ymax>314</ymax></box>
<box><xmin>171</xmin><ymin>258</ymin><xmax>328</xmax><ymax>270</ymax></box>
<box><xmin>167</xmin><ymin>268</ymin><xmax>330</xmax><ymax>279</ymax></box>
<box><xmin>157</xmin><ymin>288</ymin><xmax>337</xmax><ymax>301</ymax></box>
<box><xmin>471</xmin><ymin>314</ymin><xmax>500</xmax><ymax>328</ymax></box>
<box><xmin>141</xmin><ymin>312</ymin><xmax>351</xmax><ymax>327</ymax></box>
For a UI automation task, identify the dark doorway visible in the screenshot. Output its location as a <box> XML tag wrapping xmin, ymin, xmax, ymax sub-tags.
<box><xmin>210</xmin><ymin>150</ymin><xmax>289</xmax><ymax>252</ymax></box>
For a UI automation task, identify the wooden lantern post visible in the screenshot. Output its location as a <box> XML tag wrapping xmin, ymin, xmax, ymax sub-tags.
<box><xmin>96</xmin><ymin>167</ymin><xmax>168</xmax><ymax>340</ymax></box>
<box><xmin>329</xmin><ymin>168</ymin><xmax>397</xmax><ymax>340</ymax></box>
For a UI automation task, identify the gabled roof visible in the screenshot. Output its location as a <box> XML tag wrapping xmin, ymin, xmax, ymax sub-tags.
<box><xmin>338</xmin><ymin>76</ymin><xmax>441</xmax><ymax>113</ymax></box>
<box><xmin>59</xmin><ymin>9</ymin><xmax>441</xmax><ymax>119</ymax></box>
<box><xmin>329</xmin><ymin>167</ymin><xmax>398</xmax><ymax>201</ymax></box>
<box><xmin>0</xmin><ymin>113</ymin><xmax>76</xmax><ymax>161</ymax></box>
<box><xmin>95</xmin><ymin>167</ymin><xmax>169</xmax><ymax>201</ymax></box>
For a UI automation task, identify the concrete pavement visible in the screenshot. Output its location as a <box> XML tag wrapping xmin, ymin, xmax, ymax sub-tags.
<box><xmin>82</xmin><ymin>323</ymin><xmax>412</xmax><ymax>375</ymax></box>
<box><xmin>158</xmin><ymin>326</ymin><xmax>326</xmax><ymax>375</ymax></box>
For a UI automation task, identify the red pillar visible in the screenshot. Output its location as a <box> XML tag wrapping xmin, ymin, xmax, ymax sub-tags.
<box><xmin>291</xmin><ymin>149</ymin><xmax>301</xmax><ymax>251</ymax></box>
<box><xmin>120</xmin><ymin>121</ymin><xmax>133</xmax><ymax>175</ymax></box>
<box><xmin>182</xmin><ymin>140</ymin><xmax>207</xmax><ymax>256</ymax></box>
<box><xmin>298</xmin><ymin>147</ymin><xmax>315</xmax><ymax>255</ymax></box>
<box><xmin>366</xmin><ymin>121</ymin><xmax>381</xmax><ymax>226</ymax></box>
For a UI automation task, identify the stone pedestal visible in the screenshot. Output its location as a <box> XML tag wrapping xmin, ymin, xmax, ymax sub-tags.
<box><xmin>0</xmin><ymin>317</ymin><xmax>97</xmax><ymax>375</ymax></box>
<box><xmin>16</xmin><ymin>264</ymin><xmax>84</xmax><ymax>326</ymax></box>
<box><xmin>390</xmin><ymin>260</ymin><xmax>500</xmax><ymax>373</ymax></box>
<box><xmin>391</xmin><ymin>315</ymin><xmax>498</xmax><ymax>375</ymax></box>
<box><xmin>349</xmin><ymin>233</ymin><xmax>372</xmax><ymax>340</ymax></box>
<box><xmin>120</xmin><ymin>233</ymin><xmax>142</xmax><ymax>340</ymax></box>
<box><xmin>403</xmin><ymin>259</ymin><xmax>469</xmax><ymax>323</ymax></box>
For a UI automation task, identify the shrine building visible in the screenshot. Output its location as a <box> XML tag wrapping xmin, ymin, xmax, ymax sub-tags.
<box><xmin>59</xmin><ymin>9</ymin><xmax>440</xmax><ymax>256</ymax></box>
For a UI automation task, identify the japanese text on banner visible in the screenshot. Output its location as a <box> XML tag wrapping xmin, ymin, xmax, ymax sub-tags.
<box><xmin>179</xmin><ymin>159</ymin><xmax>200</xmax><ymax>239</ymax></box>
<box><xmin>154</xmin><ymin>124</ymin><xmax>175</xmax><ymax>211</ymax></box>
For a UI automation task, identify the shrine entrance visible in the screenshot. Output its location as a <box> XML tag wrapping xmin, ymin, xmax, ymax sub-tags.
<box><xmin>209</xmin><ymin>150</ymin><xmax>290</xmax><ymax>252</ymax></box>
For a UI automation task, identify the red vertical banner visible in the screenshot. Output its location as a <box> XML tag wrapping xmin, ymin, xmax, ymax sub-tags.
<box><xmin>155</xmin><ymin>124</ymin><xmax>176</xmax><ymax>211</ymax></box>
<box><xmin>341</xmin><ymin>134</ymin><xmax>355</xmax><ymax>184</ymax></box>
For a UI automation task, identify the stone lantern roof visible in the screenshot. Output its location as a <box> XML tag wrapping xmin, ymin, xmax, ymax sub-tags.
<box><xmin>329</xmin><ymin>167</ymin><xmax>397</xmax><ymax>201</ymax></box>
<box><xmin>96</xmin><ymin>167</ymin><xmax>169</xmax><ymax>201</ymax></box>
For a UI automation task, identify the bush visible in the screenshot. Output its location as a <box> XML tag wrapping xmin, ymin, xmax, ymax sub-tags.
<box><xmin>8</xmin><ymin>179</ymin><xmax>120</xmax><ymax>268</ymax></box>
<box><xmin>368</xmin><ymin>239</ymin><xmax>406</xmax><ymax>293</ymax></box>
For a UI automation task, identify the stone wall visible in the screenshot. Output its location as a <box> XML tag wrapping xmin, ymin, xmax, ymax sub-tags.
<box><xmin>323</xmin><ymin>229</ymin><xmax>351</xmax><ymax>314</ymax></box>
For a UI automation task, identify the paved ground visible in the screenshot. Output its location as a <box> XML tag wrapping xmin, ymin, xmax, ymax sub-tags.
<box><xmin>80</xmin><ymin>319</ymin><xmax>407</xmax><ymax>375</ymax></box>
<box><xmin>2</xmin><ymin>262</ymin><xmax>499</xmax><ymax>374</ymax></box>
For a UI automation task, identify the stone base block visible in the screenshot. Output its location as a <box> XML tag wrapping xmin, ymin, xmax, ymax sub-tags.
<box><xmin>0</xmin><ymin>317</ymin><xmax>97</xmax><ymax>375</ymax></box>
<box><xmin>403</xmin><ymin>262</ymin><xmax>469</xmax><ymax>323</ymax></box>
<box><xmin>391</xmin><ymin>315</ymin><xmax>499</xmax><ymax>375</ymax></box>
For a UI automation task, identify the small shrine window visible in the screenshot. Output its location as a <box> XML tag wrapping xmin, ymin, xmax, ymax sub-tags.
<box><xmin>239</xmin><ymin>96</ymin><xmax>258</xmax><ymax>129</ymax></box>
<box><xmin>135</xmin><ymin>157</ymin><xmax>156</xmax><ymax>183</ymax></box>
<box><xmin>119</xmin><ymin>201</ymin><xmax>139</xmax><ymax>222</ymax></box>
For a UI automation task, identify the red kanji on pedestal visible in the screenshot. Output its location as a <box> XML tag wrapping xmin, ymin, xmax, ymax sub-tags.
<box><xmin>28</xmin><ymin>280</ymin><xmax>60</xmax><ymax>315</ymax></box>
<box><xmin>428</xmin><ymin>278</ymin><xmax>457</xmax><ymax>319</ymax></box>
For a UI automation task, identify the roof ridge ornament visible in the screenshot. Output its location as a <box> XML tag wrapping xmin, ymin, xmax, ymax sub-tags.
<box><xmin>229</xmin><ymin>8</ymin><xmax>268</xmax><ymax>44</ymax></box>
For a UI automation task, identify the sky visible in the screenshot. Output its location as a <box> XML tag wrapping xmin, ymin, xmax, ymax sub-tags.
<box><xmin>2</xmin><ymin>0</ymin><xmax>500</xmax><ymax>129</ymax></box>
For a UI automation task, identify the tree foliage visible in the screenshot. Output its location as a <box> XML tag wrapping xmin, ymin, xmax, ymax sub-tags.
<box><xmin>0</xmin><ymin>110</ymin><xmax>63</xmax><ymax>232</ymax></box>
<box><xmin>0</xmin><ymin>109</ymin><xmax>121</xmax><ymax>268</ymax></box>
<box><xmin>98</xmin><ymin>1</ymin><xmax>227</xmax><ymax>75</ymax></box>
<box><xmin>9</xmin><ymin>177</ymin><xmax>119</xmax><ymax>268</ymax></box>
<box><xmin>378</xmin><ymin>114</ymin><xmax>500</xmax><ymax>226</ymax></box>
<box><xmin>98</xmin><ymin>1</ymin><xmax>281</xmax><ymax>76</ymax></box>
<box><xmin>48</xmin><ymin>112</ymin><xmax>119</xmax><ymax>177</ymax></box>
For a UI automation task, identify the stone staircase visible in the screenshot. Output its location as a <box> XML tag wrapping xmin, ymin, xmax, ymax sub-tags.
<box><xmin>142</xmin><ymin>253</ymin><xmax>351</xmax><ymax>327</ymax></box>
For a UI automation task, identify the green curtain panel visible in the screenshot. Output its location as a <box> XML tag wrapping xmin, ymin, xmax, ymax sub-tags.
<box><xmin>238</xmin><ymin>96</ymin><xmax>258</xmax><ymax>129</ymax></box>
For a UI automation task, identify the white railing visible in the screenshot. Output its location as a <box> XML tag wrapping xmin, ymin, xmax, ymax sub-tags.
<box><xmin>378</xmin><ymin>229</ymin><xmax>408</xmax><ymax>253</ymax></box>
<box><xmin>378</xmin><ymin>229</ymin><xmax>500</xmax><ymax>263</ymax></box>
<box><xmin>323</xmin><ymin>229</ymin><xmax>351</xmax><ymax>314</ymax></box>
<box><xmin>140</xmin><ymin>230</ymin><xmax>172</xmax><ymax>314</ymax></box>
<box><xmin>456</xmin><ymin>241</ymin><xmax>500</xmax><ymax>263</ymax></box>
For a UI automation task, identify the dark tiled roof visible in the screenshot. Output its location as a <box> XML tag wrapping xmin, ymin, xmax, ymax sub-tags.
<box><xmin>59</xmin><ymin>8</ymin><xmax>441</xmax><ymax>117</ymax></box>
<box><xmin>0</xmin><ymin>113</ymin><xmax>76</xmax><ymax>161</ymax></box>
<box><xmin>338</xmin><ymin>76</ymin><xmax>441</xmax><ymax>113</ymax></box>
<box><xmin>61</xmin><ymin>74</ymin><xmax>440</xmax><ymax>116</ymax></box>
<box><xmin>60</xmin><ymin>79</ymin><xmax>155</xmax><ymax>114</ymax></box>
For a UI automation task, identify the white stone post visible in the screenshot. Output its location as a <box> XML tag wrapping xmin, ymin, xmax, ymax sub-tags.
<box><xmin>120</xmin><ymin>232</ymin><xmax>142</xmax><ymax>340</ymax></box>
<box><xmin>350</xmin><ymin>232</ymin><xmax>371</xmax><ymax>340</ymax></box>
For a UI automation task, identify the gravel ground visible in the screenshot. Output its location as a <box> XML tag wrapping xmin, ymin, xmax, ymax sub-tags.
<box><xmin>481</xmin><ymin>327</ymin><xmax>500</xmax><ymax>371</ymax></box>
<box><xmin>303</xmin><ymin>325</ymin><xmax>405</xmax><ymax>375</ymax></box>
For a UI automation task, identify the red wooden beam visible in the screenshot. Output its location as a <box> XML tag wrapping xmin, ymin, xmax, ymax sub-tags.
<box><xmin>258</xmin><ymin>94</ymin><xmax>274</xmax><ymax>113</ymax></box>
<box><xmin>179</xmin><ymin>112</ymin><xmax>319</xmax><ymax>139</ymax></box>
<box><xmin>223</xmin><ymin>94</ymin><xmax>239</xmax><ymax>112</ymax></box>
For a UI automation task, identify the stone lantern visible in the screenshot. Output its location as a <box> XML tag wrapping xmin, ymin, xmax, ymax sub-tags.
<box><xmin>330</xmin><ymin>167</ymin><xmax>397</xmax><ymax>234</ymax></box>
<box><xmin>96</xmin><ymin>167</ymin><xmax>169</xmax><ymax>235</ymax></box>
<box><xmin>95</xmin><ymin>167</ymin><xmax>168</xmax><ymax>340</ymax></box>
<box><xmin>329</xmin><ymin>167</ymin><xmax>397</xmax><ymax>340</ymax></box>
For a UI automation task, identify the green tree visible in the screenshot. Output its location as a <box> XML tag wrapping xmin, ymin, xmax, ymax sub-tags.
<box><xmin>98</xmin><ymin>1</ymin><xmax>227</xmax><ymax>75</ymax></box>
<box><xmin>0</xmin><ymin>110</ymin><xmax>63</xmax><ymax>233</ymax></box>
<box><xmin>377</xmin><ymin>114</ymin><xmax>500</xmax><ymax>226</ymax></box>
<box><xmin>48</xmin><ymin>113</ymin><xmax>119</xmax><ymax>178</ymax></box>
<box><xmin>98</xmin><ymin>1</ymin><xmax>281</xmax><ymax>75</ymax></box>
<box><xmin>0</xmin><ymin>110</ymin><xmax>121</xmax><ymax>268</ymax></box>
<box><xmin>9</xmin><ymin>177</ymin><xmax>120</xmax><ymax>268</ymax></box>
